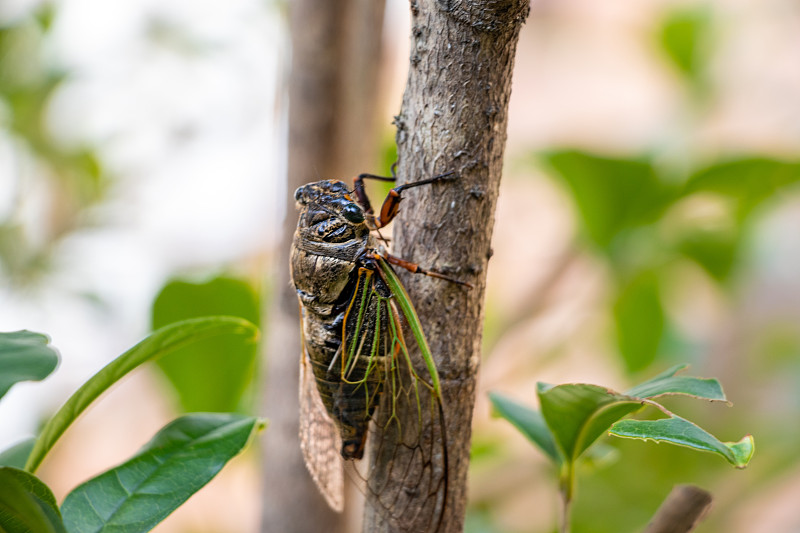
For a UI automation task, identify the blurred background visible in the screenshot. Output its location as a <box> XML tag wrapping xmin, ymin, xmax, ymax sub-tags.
<box><xmin>1</xmin><ymin>0</ymin><xmax>799</xmax><ymax>532</ymax></box>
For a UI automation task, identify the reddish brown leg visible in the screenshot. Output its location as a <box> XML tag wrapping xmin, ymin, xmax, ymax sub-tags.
<box><xmin>352</xmin><ymin>166</ymin><xmax>396</xmax><ymax>219</ymax></box>
<box><xmin>353</xmin><ymin>169</ymin><xmax>455</xmax><ymax>228</ymax></box>
<box><xmin>383</xmin><ymin>253</ymin><xmax>472</xmax><ymax>288</ymax></box>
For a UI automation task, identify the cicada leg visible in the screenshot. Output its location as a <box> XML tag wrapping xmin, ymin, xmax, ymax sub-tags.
<box><xmin>382</xmin><ymin>253</ymin><xmax>473</xmax><ymax>288</ymax></box>
<box><xmin>353</xmin><ymin>167</ymin><xmax>455</xmax><ymax>229</ymax></box>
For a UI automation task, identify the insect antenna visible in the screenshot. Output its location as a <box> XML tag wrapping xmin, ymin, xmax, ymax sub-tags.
<box><xmin>373</xmin><ymin>226</ymin><xmax>391</xmax><ymax>247</ymax></box>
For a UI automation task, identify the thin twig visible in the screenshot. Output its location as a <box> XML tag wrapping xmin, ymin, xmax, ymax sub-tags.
<box><xmin>644</xmin><ymin>485</ymin><xmax>713</xmax><ymax>533</ymax></box>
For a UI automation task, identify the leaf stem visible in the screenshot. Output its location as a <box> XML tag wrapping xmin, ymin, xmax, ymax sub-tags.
<box><xmin>559</xmin><ymin>461</ymin><xmax>575</xmax><ymax>533</ymax></box>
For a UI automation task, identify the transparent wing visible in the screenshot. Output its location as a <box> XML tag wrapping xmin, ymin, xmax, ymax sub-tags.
<box><xmin>356</xmin><ymin>269</ymin><xmax>449</xmax><ymax>532</ymax></box>
<box><xmin>299</xmin><ymin>348</ymin><xmax>345</xmax><ymax>512</ymax></box>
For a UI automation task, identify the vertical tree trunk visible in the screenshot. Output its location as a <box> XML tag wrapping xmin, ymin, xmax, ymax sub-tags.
<box><xmin>261</xmin><ymin>1</ymin><xmax>385</xmax><ymax>531</ymax></box>
<box><xmin>364</xmin><ymin>1</ymin><xmax>529</xmax><ymax>531</ymax></box>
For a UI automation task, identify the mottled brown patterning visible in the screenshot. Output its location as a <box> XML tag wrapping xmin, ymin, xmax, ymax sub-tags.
<box><xmin>291</xmin><ymin>178</ymin><xmax>450</xmax><ymax>531</ymax></box>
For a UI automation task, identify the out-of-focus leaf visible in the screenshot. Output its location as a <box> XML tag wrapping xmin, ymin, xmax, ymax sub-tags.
<box><xmin>684</xmin><ymin>158</ymin><xmax>800</xmax><ymax>219</ymax></box>
<box><xmin>33</xmin><ymin>4</ymin><xmax>56</xmax><ymax>32</ymax></box>
<box><xmin>0</xmin><ymin>14</ymin><xmax>109</xmax><ymax>286</ymax></box>
<box><xmin>676</xmin><ymin>226</ymin><xmax>739</xmax><ymax>281</ymax></box>
<box><xmin>464</xmin><ymin>508</ymin><xmax>501</xmax><ymax>533</ymax></box>
<box><xmin>580</xmin><ymin>441</ymin><xmax>620</xmax><ymax>470</ymax></box>
<box><xmin>0</xmin><ymin>467</ymin><xmax>66</xmax><ymax>533</ymax></box>
<box><xmin>613</xmin><ymin>271</ymin><xmax>665</xmax><ymax>373</ymax></box>
<box><xmin>657</xmin><ymin>6</ymin><xmax>710</xmax><ymax>83</ymax></box>
<box><xmin>626</xmin><ymin>364</ymin><xmax>726</xmax><ymax>401</ymax></box>
<box><xmin>61</xmin><ymin>414</ymin><xmax>265</xmax><ymax>533</ymax></box>
<box><xmin>537</xmin><ymin>383</ymin><xmax>643</xmax><ymax>462</ymax></box>
<box><xmin>488</xmin><ymin>392</ymin><xmax>560</xmax><ymax>464</ymax></box>
<box><xmin>152</xmin><ymin>277</ymin><xmax>261</xmax><ymax>413</ymax></box>
<box><xmin>0</xmin><ymin>439</ymin><xmax>35</xmax><ymax>469</ymax></box>
<box><xmin>0</xmin><ymin>330</ymin><xmax>59</xmax><ymax>400</ymax></box>
<box><xmin>541</xmin><ymin>150</ymin><xmax>675</xmax><ymax>251</ymax></box>
<box><xmin>25</xmin><ymin>317</ymin><xmax>259</xmax><ymax>473</ymax></box>
<box><xmin>610</xmin><ymin>416</ymin><xmax>754</xmax><ymax>468</ymax></box>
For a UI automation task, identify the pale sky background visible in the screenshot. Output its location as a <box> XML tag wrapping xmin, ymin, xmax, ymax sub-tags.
<box><xmin>0</xmin><ymin>0</ymin><xmax>285</xmax><ymax>449</ymax></box>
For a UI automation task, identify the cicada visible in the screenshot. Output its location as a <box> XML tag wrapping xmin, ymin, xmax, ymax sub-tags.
<box><xmin>291</xmin><ymin>172</ymin><xmax>463</xmax><ymax>531</ymax></box>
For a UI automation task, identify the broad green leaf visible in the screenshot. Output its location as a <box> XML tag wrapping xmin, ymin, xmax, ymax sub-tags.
<box><xmin>676</xmin><ymin>227</ymin><xmax>739</xmax><ymax>282</ymax></box>
<box><xmin>541</xmin><ymin>151</ymin><xmax>675</xmax><ymax>250</ymax></box>
<box><xmin>0</xmin><ymin>467</ymin><xmax>66</xmax><ymax>533</ymax></box>
<box><xmin>152</xmin><ymin>277</ymin><xmax>261</xmax><ymax>413</ymax></box>
<box><xmin>610</xmin><ymin>415</ymin><xmax>754</xmax><ymax>468</ymax></box>
<box><xmin>537</xmin><ymin>383</ymin><xmax>643</xmax><ymax>462</ymax></box>
<box><xmin>488</xmin><ymin>392</ymin><xmax>560</xmax><ymax>464</ymax></box>
<box><xmin>0</xmin><ymin>330</ymin><xmax>59</xmax><ymax>400</ymax></box>
<box><xmin>613</xmin><ymin>271</ymin><xmax>665</xmax><ymax>373</ymax></box>
<box><xmin>657</xmin><ymin>6</ymin><xmax>710</xmax><ymax>83</ymax></box>
<box><xmin>684</xmin><ymin>158</ymin><xmax>800</xmax><ymax>220</ymax></box>
<box><xmin>0</xmin><ymin>438</ymin><xmax>35</xmax><ymax>469</ymax></box>
<box><xmin>25</xmin><ymin>316</ymin><xmax>259</xmax><ymax>473</ymax></box>
<box><xmin>626</xmin><ymin>364</ymin><xmax>726</xmax><ymax>401</ymax></box>
<box><xmin>61</xmin><ymin>414</ymin><xmax>265</xmax><ymax>533</ymax></box>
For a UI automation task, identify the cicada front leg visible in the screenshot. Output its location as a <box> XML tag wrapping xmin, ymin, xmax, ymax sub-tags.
<box><xmin>353</xmin><ymin>167</ymin><xmax>456</xmax><ymax>229</ymax></box>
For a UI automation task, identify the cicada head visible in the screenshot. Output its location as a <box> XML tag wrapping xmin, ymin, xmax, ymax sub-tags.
<box><xmin>294</xmin><ymin>180</ymin><xmax>369</xmax><ymax>244</ymax></box>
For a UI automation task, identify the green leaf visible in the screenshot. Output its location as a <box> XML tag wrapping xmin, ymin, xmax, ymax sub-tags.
<box><xmin>657</xmin><ymin>6</ymin><xmax>710</xmax><ymax>83</ymax></box>
<box><xmin>684</xmin><ymin>158</ymin><xmax>800</xmax><ymax>220</ymax></box>
<box><xmin>25</xmin><ymin>316</ymin><xmax>259</xmax><ymax>474</ymax></box>
<box><xmin>61</xmin><ymin>414</ymin><xmax>265</xmax><ymax>533</ymax></box>
<box><xmin>152</xmin><ymin>277</ymin><xmax>261</xmax><ymax>413</ymax></box>
<box><xmin>676</xmin><ymin>226</ymin><xmax>739</xmax><ymax>282</ymax></box>
<box><xmin>626</xmin><ymin>364</ymin><xmax>726</xmax><ymax>401</ymax></box>
<box><xmin>537</xmin><ymin>383</ymin><xmax>643</xmax><ymax>462</ymax></box>
<box><xmin>0</xmin><ymin>467</ymin><xmax>66</xmax><ymax>533</ymax></box>
<box><xmin>0</xmin><ymin>439</ymin><xmax>35</xmax><ymax>469</ymax></box>
<box><xmin>610</xmin><ymin>416</ymin><xmax>754</xmax><ymax>468</ymax></box>
<box><xmin>541</xmin><ymin>151</ymin><xmax>674</xmax><ymax>250</ymax></box>
<box><xmin>613</xmin><ymin>271</ymin><xmax>665</xmax><ymax>373</ymax></box>
<box><xmin>488</xmin><ymin>392</ymin><xmax>560</xmax><ymax>465</ymax></box>
<box><xmin>0</xmin><ymin>330</ymin><xmax>59</xmax><ymax>400</ymax></box>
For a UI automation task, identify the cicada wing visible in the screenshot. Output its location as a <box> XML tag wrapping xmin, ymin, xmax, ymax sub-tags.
<box><xmin>361</xmin><ymin>296</ymin><xmax>449</xmax><ymax>532</ymax></box>
<box><xmin>299</xmin><ymin>349</ymin><xmax>345</xmax><ymax>512</ymax></box>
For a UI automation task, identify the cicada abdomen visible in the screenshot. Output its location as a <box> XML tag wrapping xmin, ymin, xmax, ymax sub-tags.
<box><xmin>291</xmin><ymin>176</ymin><xmax>457</xmax><ymax>531</ymax></box>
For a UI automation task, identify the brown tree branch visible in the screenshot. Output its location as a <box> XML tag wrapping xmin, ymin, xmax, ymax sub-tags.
<box><xmin>364</xmin><ymin>1</ymin><xmax>529</xmax><ymax>531</ymax></box>
<box><xmin>260</xmin><ymin>1</ymin><xmax>385</xmax><ymax>531</ymax></box>
<box><xmin>644</xmin><ymin>485</ymin><xmax>713</xmax><ymax>533</ymax></box>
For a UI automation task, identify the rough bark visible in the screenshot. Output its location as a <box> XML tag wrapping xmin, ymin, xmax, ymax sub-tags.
<box><xmin>364</xmin><ymin>1</ymin><xmax>529</xmax><ymax>531</ymax></box>
<box><xmin>644</xmin><ymin>485</ymin><xmax>713</xmax><ymax>533</ymax></box>
<box><xmin>260</xmin><ymin>0</ymin><xmax>385</xmax><ymax>531</ymax></box>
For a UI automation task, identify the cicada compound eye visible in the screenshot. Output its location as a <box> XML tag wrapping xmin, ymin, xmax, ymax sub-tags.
<box><xmin>341</xmin><ymin>203</ymin><xmax>364</xmax><ymax>224</ymax></box>
<box><xmin>294</xmin><ymin>186</ymin><xmax>306</xmax><ymax>204</ymax></box>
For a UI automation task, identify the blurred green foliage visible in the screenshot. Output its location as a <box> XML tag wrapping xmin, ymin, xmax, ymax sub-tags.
<box><xmin>613</xmin><ymin>270</ymin><xmax>664</xmax><ymax>372</ymax></box>
<box><xmin>658</xmin><ymin>5</ymin><xmax>712</xmax><ymax>91</ymax></box>
<box><xmin>542</xmin><ymin>152</ymin><xmax>676</xmax><ymax>255</ymax></box>
<box><xmin>151</xmin><ymin>276</ymin><xmax>261</xmax><ymax>413</ymax></box>
<box><xmin>475</xmin><ymin>2</ymin><xmax>800</xmax><ymax>532</ymax></box>
<box><xmin>0</xmin><ymin>4</ymin><xmax>107</xmax><ymax>284</ymax></box>
<box><xmin>541</xmin><ymin>151</ymin><xmax>800</xmax><ymax>374</ymax></box>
